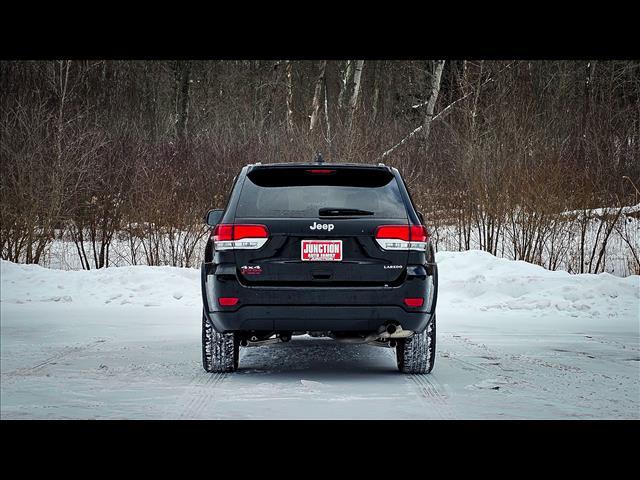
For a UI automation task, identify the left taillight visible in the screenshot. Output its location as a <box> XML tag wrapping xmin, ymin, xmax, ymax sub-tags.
<box><xmin>211</xmin><ymin>224</ymin><xmax>269</xmax><ymax>250</ymax></box>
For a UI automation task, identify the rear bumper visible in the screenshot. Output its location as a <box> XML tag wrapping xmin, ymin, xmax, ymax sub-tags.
<box><xmin>205</xmin><ymin>305</ymin><xmax>434</xmax><ymax>333</ymax></box>
<box><xmin>202</xmin><ymin>263</ymin><xmax>436</xmax><ymax>333</ymax></box>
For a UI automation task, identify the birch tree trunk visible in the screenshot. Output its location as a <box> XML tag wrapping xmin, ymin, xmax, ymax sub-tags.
<box><xmin>347</xmin><ymin>60</ymin><xmax>365</xmax><ymax>127</ymax></box>
<box><xmin>176</xmin><ymin>61</ymin><xmax>190</xmax><ymax>143</ymax></box>
<box><xmin>469</xmin><ymin>61</ymin><xmax>483</xmax><ymax>137</ymax></box>
<box><xmin>56</xmin><ymin>60</ymin><xmax>71</xmax><ymax>166</ymax></box>
<box><xmin>285</xmin><ymin>60</ymin><xmax>294</xmax><ymax>135</ymax></box>
<box><xmin>372</xmin><ymin>61</ymin><xmax>381</xmax><ymax>122</ymax></box>
<box><xmin>338</xmin><ymin>60</ymin><xmax>353</xmax><ymax>111</ymax></box>
<box><xmin>463</xmin><ymin>60</ymin><xmax>483</xmax><ymax>172</ymax></box>
<box><xmin>309</xmin><ymin>60</ymin><xmax>327</xmax><ymax>132</ymax></box>
<box><xmin>579</xmin><ymin>60</ymin><xmax>597</xmax><ymax>165</ymax></box>
<box><xmin>378</xmin><ymin>59</ymin><xmax>450</xmax><ymax>160</ymax></box>
<box><xmin>420</xmin><ymin>60</ymin><xmax>445</xmax><ymax>144</ymax></box>
<box><xmin>323</xmin><ymin>74</ymin><xmax>331</xmax><ymax>146</ymax></box>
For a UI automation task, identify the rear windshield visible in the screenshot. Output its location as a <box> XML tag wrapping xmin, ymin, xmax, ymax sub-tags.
<box><xmin>235</xmin><ymin>167</ymin><xmax>407</xmax><ymax>219</ymax></box>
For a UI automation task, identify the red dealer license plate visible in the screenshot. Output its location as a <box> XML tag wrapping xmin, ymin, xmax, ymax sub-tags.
<box><xmin>301</xmin><ymin>240</ymin><xmax>343</xmax><ymax>262</ymax></box>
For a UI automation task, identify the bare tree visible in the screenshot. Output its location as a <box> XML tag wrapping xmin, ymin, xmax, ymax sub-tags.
<box><xmin>309</xmin><ymin>60</ymin><xmax>327</xmax><ymax>132</ymax></box>
<box><xmin>175</xmin><ymin>61</ymin><xmax>191</xmax><ymax>143</ymax></box>
<box><xmin>419</xmin><ymin>60</ymin><xmax>445</xmax><ymax>145</ymax></box>
<box><xmin>371</xmin><ymin>61</ymin><xmax>381</xmax><ymax>122</ymax></box>
<box><xmin>379</xmin><ymin>60</ymin><xmax>446</xmax><ymax>159</ymax></box>
<box><xmin>338</xmin><ymin>60</ymin><xmax>353</xmax><ymax>111</ymax></box>
<box><xmin>347</xmin><ymin>60</ymin><xmax>365</xmax><ymax>127</ymax></box>
<box><xmin>285</xmin><ymin>60</ymin><xmax>294</xmax><ymax>135</ymax></box>
<box><xmin>323</xmin><ymin>73</ymin><xmax>331</xmax><ymax>148</ymax></box>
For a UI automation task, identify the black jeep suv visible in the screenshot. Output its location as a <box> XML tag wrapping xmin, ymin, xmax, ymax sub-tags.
<box><xmin>201</xmin><ymin>162</ymin><xmax>438</xmax><ymax>374</ymax></box>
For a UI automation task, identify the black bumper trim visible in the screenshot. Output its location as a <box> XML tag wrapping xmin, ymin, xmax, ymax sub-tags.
<box><xmin>205</xmin><ymin>305</ymin><xmax>433</xmax><ymax>333</ymax></box>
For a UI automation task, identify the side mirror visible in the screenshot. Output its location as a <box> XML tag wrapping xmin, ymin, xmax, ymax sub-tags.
<box><xmin>205</xmin><ymin>208</ymin><xmax>224</xmax><ymax>226</ymax></box>
<box><xmin>417</xmin><ymin>211</ymin><xmax>425</xmax><ymax>224</ymax></box>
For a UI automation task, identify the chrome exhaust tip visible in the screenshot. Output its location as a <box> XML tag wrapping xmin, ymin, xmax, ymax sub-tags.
<box><xmin>378</xmin><ymin>323</ymin><xmax>413</xmax><ymax>340</ymax></box>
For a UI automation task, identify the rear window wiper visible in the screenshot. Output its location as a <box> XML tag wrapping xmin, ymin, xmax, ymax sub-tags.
<box><xmin>319</xmin><ymin>207</ymin><xmax>375</xmax><ymax>216</ymax></box>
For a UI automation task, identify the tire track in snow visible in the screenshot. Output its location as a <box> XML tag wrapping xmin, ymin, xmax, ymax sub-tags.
<box><xmin>448</xmin><ymin>333</ymin><xmax>639</xmax><ymax>416</ymax></box>
<box><xmin>407</xmin><ymin>374</ymin><xmax>457</xmax><ymax>419</ymax></box>
<box><xmin>450</xmin><ymin>334</ymin><xmax>568</xmax><ymax>376</ymax></box>
<box><xmin>451</xmin><ymin>333</ymin><xmax>637</xmax><ymax>381</ymax></box>
<box><xmin>450</xmin><ymin>333</ymin><xmax>583</xmax><ymax>378</ymax></box>
<box><xmin>447</xmin><ymin>334</ymin><xmax>540</xmax><ymax>392</ymax></box>
<box><xmin>175</xmin><ymin>370</ymin><xmax>228</xmax><ymax>419</ymax></box>
<box><xmin>440</xmin><ymin>351</ymin><xmax>492</xmax><ymax>373</ymax></box>
<box><xmin>584</xmin><ymin>335</ymin><xmax>640</xmax><ymax>353</ymax></box>
<box><xmin>2</xmin><ymin>339</ymin><xmax>107</xmax><ymax>377</ymax></box>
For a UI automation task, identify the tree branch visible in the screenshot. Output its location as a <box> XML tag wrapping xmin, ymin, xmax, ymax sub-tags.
<box><xmin>379</xmin><ymin>61</ymin><xmax>516</xmax><ymax>160</ymax></box>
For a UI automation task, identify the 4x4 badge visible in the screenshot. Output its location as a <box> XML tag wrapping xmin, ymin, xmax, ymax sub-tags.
<box><xmin>240</xmin><ymin>265</ymin><xmax>262</xmax><ymax>275</ymax></box>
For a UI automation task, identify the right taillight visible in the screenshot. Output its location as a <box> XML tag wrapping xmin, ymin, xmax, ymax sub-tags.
<box><xmin>212</xmin><ymin>224</ymin><xmax>269</xmax><ymax>250</ymax></box>
<box><xmin>375</xmin><ymin>225</ymin><xmax>429</xmax><ymax>251</ymax></box>
<box><xmin>403</xmin><ymin>297</ymin><xmax>424</xmax><ymax>307</ymax></box>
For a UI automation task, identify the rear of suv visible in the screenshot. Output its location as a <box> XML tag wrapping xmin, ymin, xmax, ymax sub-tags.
<box><xmin>201</xmin><ymin>162</ymin><xmax>438</xmax><ymax>374</ymax></box>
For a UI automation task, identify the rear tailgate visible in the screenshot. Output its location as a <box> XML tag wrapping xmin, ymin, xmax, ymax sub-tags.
<box><xmin>231</xmin><ymin>166</ymin><xmax>409</xmax><ymax>287</ymax></box>
<box><xmin>233</xmin><ymin>217</ymin><xmax>408</xmax><ymax>285</ymax></box>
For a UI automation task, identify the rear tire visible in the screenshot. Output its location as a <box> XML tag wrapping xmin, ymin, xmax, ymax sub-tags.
<box><xmin>202</xmin><ymin>311</ymin><xmax>239</xmax><ymax>372</ymax></box>
<box><xmin>396</xmin><ymin>315</ymin><xmax>436</xmax><ymax>374</ymax></box>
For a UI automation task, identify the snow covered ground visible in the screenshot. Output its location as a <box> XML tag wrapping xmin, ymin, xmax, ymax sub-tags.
<box><xmin>1</xmin><ymin>251</ymin><xmax>638</xmax><ymax>419</ymax></box>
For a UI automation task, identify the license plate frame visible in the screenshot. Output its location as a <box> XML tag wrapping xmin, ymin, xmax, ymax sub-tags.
<box><xmin>301</xmin><ymin>240</ymin><xmax>343</xmax><ymax>262</ymax></box>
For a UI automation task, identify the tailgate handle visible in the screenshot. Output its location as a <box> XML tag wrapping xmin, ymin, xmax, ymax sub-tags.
<box><xmin>312</xmin><ymin>270</ymin><xmax>332</xmax><ymax>280</ymax></box>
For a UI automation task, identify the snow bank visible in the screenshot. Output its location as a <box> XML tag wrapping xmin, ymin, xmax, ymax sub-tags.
<box><xmin>437</xmin><ymin>250</ymin><xmax>639</xmax><ymax>332</ymax></box>
<box><xmin>0</xmin><ymin>261</ymin><xmax>201</xmax><ymax>308</ymax></box>
<box><xmin>560</xmin><ymin>202</ymin><xmax>640</xmax><ymax>218</ymax></box>
<box><xmin>2</xmin><ymin>251</ymin><xmax>637</xmax><ymax>329</ymax></box>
